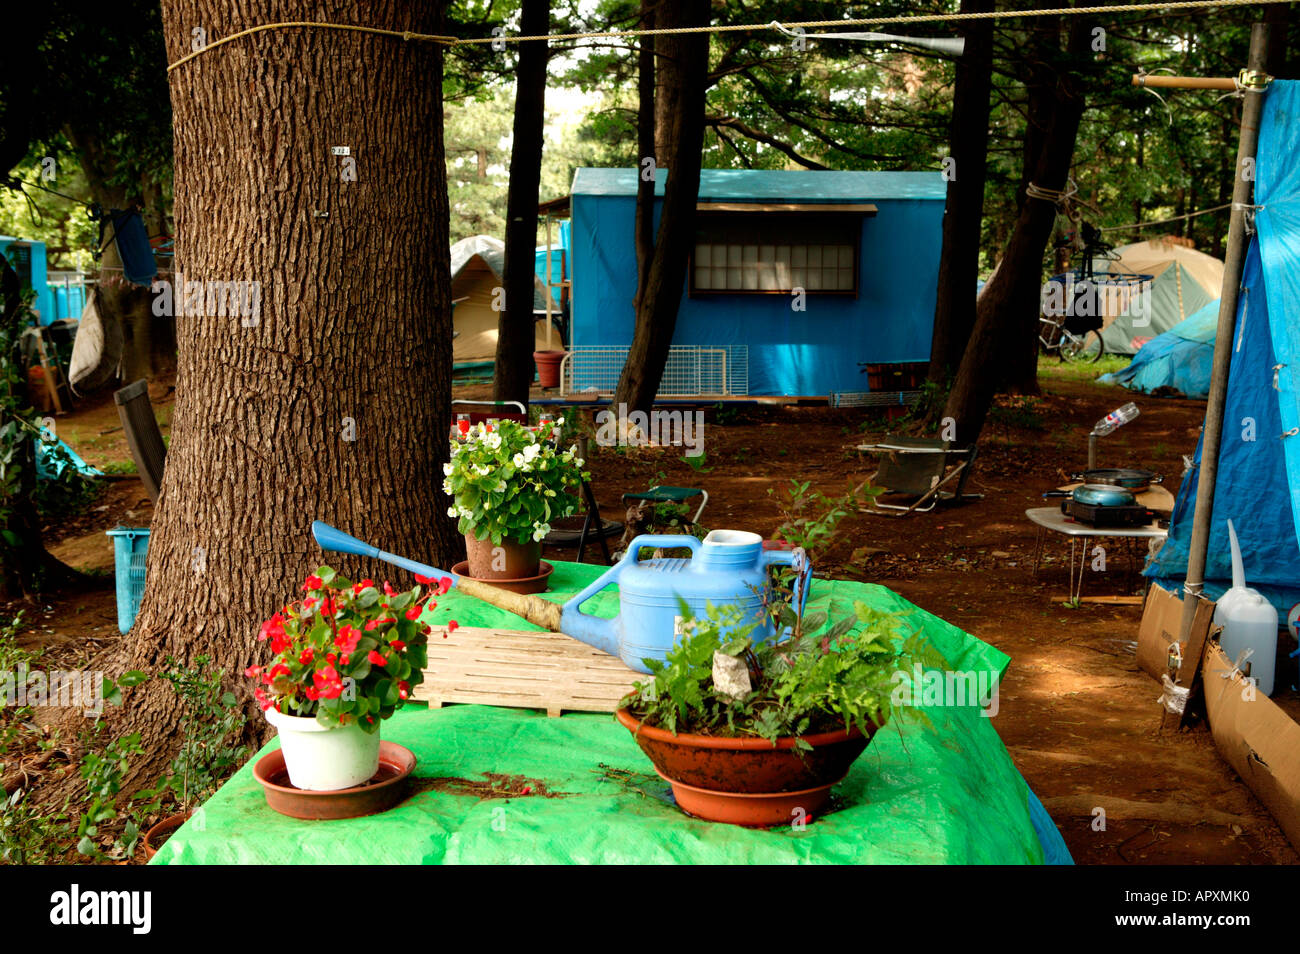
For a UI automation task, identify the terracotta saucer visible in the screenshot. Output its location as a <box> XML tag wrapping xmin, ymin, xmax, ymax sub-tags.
<box><xmin>253</xmin><ymin>741</ymin><xmax>417</xmax><ymax>820</ymax></box>
<box><xmin>451</xmin><ymin>559</ymin><xmax>553</xmax><ymax>595</ymax></box>
<box><xmin>654</xmin><ymin>768</ymin><xmax>842</xmax><ymax>828</ymax></box>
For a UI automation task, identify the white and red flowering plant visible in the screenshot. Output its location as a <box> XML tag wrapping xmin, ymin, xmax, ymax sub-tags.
<box><xmin>246</xmin><ymin>566</ymin><xmax>454</xmax><ymax>732</ymax></box>
<box><xmin>443</xmin><ymin>417</ymin><xmax>588</xmax><ymax>546</ymax></box>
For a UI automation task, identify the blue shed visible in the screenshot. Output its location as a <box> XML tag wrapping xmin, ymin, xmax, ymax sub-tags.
<box><xmin>0</xmin><ymin>236</ymin><xmax>56</xmax><ymax>325</ymax></box>
<box><xmin>568</xmin><ymin>168</ymin><xmax>946</xmax><ymax>397</ymax></box>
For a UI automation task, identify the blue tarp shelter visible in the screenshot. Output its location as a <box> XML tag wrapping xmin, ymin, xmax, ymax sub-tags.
<box><xmin>1146</xmin><ymin>80</ymin><xmax>1300</xmax><ymax>617</ymax></box>
<box><xmin>1098</xmin><ymin>298</ymin><xmax>1219</xmax><ymax>399</ymax></box>
<box><xmin>569</xmin><ymin>168</ymin><xmax>946</xmax><ymax>397</ymax></box>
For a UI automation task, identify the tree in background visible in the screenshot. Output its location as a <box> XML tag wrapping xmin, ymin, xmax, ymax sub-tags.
<box><xmin>496</xmin><ymin>0</ymin><xmax>552</xmax><ymax>405</ymax></box>
<box><xmin>927</xmin><ymin>0</ymin><xmax>993</xmax><ymax>388</ymax></box>
<box><xmin>613</xmin><ymin>0</ymin><xmax>710</xmax><ymax>413</ymax></box>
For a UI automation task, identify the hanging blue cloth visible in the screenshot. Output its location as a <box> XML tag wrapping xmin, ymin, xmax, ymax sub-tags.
<box><xmin>106</xmin><ymin>209</ymin><xmax>157</xmax><ymax>285</ymax></box>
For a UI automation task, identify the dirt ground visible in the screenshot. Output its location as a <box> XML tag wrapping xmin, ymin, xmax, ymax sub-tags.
<box><xmin>12</xmin><ymin>367</ymin><xmax>1299</xmax><ymax>865</ymax></box>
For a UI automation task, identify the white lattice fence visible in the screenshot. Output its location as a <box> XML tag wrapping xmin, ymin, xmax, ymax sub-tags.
<box><xmin>561</xmin><ymin>346</ymin><xmax>747</xmax><ymax>398</ymax></box>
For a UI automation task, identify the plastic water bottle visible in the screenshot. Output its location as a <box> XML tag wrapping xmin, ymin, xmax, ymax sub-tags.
<box><xmin>1214</xmin><ymin>520</ymin><xmax>1280</xmax><ymax>696</ymax></box>
<box><xmin>1092</xmin><ymin>402</ymin><xmax>1140</xmax><ymax>436</ymax></box>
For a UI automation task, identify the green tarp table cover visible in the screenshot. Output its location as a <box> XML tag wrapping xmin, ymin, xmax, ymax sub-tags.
<box><xmin>152</xmin><ymin>560</ymin><xmax>1065</xmax><ymax>864</ymax></box>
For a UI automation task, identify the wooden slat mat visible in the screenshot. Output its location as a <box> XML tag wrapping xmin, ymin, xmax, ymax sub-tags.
<box><xmin>411</xmin><ymin>626</ymin><xmax>641</xmax><ymax>716</ymax></box>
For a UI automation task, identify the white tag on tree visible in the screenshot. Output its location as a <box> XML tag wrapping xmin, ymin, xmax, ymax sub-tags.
<box><xmin>712</xmin><ymin>651</ymin><xmax>751</xmax><ymax>700</ymax></box>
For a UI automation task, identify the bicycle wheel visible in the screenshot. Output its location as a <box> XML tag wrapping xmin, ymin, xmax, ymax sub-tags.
<box><xmin>1060</xmin><ymin>330</ymin><xmax>1104</xmax><ymax>363</ymax></box>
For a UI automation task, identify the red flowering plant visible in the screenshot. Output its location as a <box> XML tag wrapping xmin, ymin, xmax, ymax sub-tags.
<box><xmin>246</xmin><ymin>566</ymin><xmax>455</xmax><ymax>732</ymax></box>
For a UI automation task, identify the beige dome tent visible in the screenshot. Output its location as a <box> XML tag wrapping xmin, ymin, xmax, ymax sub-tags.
<box><xmin>1093</xmin><ymin>239</ymin><xmax>1224</xmax><ymax>355</ymax></box>
<box><xmin>451</xmin><ymin>235</ymin><xmax>562</xmax><ymax>363</ymax></box>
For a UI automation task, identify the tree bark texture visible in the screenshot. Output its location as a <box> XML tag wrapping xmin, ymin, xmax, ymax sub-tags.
<box><xmin>926</xmin><ymin>0</ymin><xmax>994</xmax><ymax>386</ymax></box>
<box><xmin>613</xmin><ymin>0</ymin><xmax>708</xmax><ymax>414</ymax></box>
<box><xmin>942</xmin><ymin>20</ymin><xmax>1092</xmax><ymax>445</ymax></box>
<box><xmin>107</xmin><ymin>0</ymin><xmax>456</xmax><ymax>771</ymax></box>
<box><xmin>633</xmin><ymin>1</ymin><xmax>656</xmax><ymax>311</ymax></box>
<box><xmin>494</xmin><ymin>0</ymin><xmax>550</xmax><ymax>404</ymax></box>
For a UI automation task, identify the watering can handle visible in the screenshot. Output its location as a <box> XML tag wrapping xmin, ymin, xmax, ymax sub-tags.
<box><xmin>563</xmin><ymin>534</ymin><xmax>701</xmax><ymax>617</ymax></box>
<box><xmin>761</xmin><ymin>546</ymin><xmax>812</xmax><ymax>615</ymax></box>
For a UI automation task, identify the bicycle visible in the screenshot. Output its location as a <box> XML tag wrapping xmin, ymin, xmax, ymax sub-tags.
<box><xmin>1039</xmin><ymin>311</ymin><xmax>1105</xmax><ymax>363</ymax></box>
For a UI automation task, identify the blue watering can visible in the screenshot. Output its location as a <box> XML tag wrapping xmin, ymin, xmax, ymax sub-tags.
<box><xmin>311</xmin><ymin>522</ymin><xmax>810</xmax><ymax>673</ymax></box>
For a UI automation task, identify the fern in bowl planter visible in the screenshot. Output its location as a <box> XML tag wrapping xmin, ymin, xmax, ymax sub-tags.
<box><xmin>615</xmin><ymin>595</ymin><xmax>925</xmax><ymax>827</ymax></box>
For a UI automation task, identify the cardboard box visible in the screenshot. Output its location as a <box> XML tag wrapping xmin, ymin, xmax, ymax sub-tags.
<box><xmin>1203</xmin><ymin>641</ymin><xmax>1300</xmax><ymax>852</ymax></box>
<box><xmin>1137</xmin><ymin>585</ymin><xmax>1216</xmax><ymax>683</ymax></box>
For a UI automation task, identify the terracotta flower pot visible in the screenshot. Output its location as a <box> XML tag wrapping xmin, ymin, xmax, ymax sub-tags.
<box><xmin>264</xmin><ymin>708</ymin><xmax>381</xmax><ymax>791</ymax></box>
<box><xmin>615</xmin><ymin>707</ymin><xmax>876</xmax><ymax>827</ymax></box>
<box><xmin>464</xmin><ymin>530</ymin><xmax>542</xmax><ymax>581</ymax></box>
<box><xmin>533</xmin><ymin>350</ymin><xmax>567</xmax><ymax>389</ymax></box>
<box><xmin>143</xmin><ymin>810</ymin><xmax>191</xmax><ymax>861</ymax></box>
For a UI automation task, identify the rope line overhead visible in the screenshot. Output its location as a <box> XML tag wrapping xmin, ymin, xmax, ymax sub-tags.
<box><xmin>166</xmin><ymin>0</ymin><xmax>1297</xmax><ymax>72</ymax></box>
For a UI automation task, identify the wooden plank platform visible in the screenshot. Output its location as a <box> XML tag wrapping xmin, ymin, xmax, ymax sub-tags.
<box><xmin>411</xmin><ymin>626</ymin><xmax>642</xmax><ymax>717</ymax></box>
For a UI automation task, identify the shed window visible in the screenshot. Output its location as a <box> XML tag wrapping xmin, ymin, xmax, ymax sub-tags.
<box><xmin>691</xmin><ymin>213</ymin><xmax>861</xmax><ymax>296</ymax></box>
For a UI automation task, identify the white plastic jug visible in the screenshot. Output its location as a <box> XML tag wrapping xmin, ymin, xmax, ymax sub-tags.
<box><xmin>1213</xmin><ymin>520</ymin><xmax>1280</xmax><ymax>696</ymax></box>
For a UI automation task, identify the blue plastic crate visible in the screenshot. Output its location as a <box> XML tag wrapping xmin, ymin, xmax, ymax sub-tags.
<box><xmin>105</xmin><ymin>527</ymin><xmax>150</xmax><ymax>634</ymax></box>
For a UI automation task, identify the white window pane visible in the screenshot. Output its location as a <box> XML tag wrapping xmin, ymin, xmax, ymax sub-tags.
<box><xmin>696</xmin><ymin>244</ymin><xmax>712</xmax><ymax>267</ymax></box>
<box><xmin>758</xmin><ymin>245</ymin><xmax>775</xmax><ymax>263</ymax></box>
<box><xmin>727</xmin><ymin>245</ymin><xmax>742</xmax><ymax>267</ymax></box>
<box><xmin>758</xmin><ymin>265</ymin><xmax>778</xmax><ymax>290</ymax></box>
<box><xmin>823</xmin><ymin>267</ymin><xmax>838</xmax><ymax>289</ymax></box>
<box><xmin>806</xmin><ymin>269</ymin><xmax>823</xmax><ymax>290</ymax></box>
<box><xmin>774</xmin><ymin>259</ymin><xmax>792</xmax><ymax>287</ymax></box>
<box><xmin>807</xmin><ymin>245</ymin><xmax>822</xmax><ymax>267</ymax></box>
<box><xmin>727</xmin><ymin>266</ymin><xmax>742</xmax><ymax>289</ymax></box>
<box><xmin>742</xmin><ymin>245</ymin><xmax>758</xmax><ymax>265</ymax></box>
<box><xmin>791</xmin><ymin>246</ymin><xmax>806</xmax><ymax>267</ymax></box>
<box><xmin>838</xmin><ymin>245</ymin><xmax>854</xmax><ymax>267</ymax></box>
<box><xmin>712</xmin><ymin>266</ymin><xmax>727</xmax><ymax>288</ymax></box>
<box><xmin>742</xmin><ymin>267</ymin><xmax>759</xmax><ymax>290</ymax></box>
<box><xmin>791</xmin><ymin>268</ymin><xmax>805</xmax><ymax>290</ymax></box>
<box><xmin>695</xmin><ymin>267</ymin><xmax>712</xmax><ymax>289</ymax></box>
<box><xmin>838</xmin><ymin>267</ymin><xmax>854</xmax><ymax>289</ymax></box>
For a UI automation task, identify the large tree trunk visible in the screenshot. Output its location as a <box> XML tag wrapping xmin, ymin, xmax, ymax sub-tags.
<box><xmin>926</xmin><ymin>0</ymin><xmax>994</xmax><ymax>387</ymax></box>
<box><xmin>494</xmin><ymin>0</ymin><xmax>550</xmax><ymax>405</ymax></box>
<box><xmin>613</xmin><ymin>0</ymin><xmax>709</xmax><ymax>413</ymax></box>
<box><xmin>98</xmin><ymin>0</ymin><xmax>457</xmax><ymax>779</ymax></box>
<box><xmin>943</xmin><ymin>20</ymin><xmax>1092</xmax><ymax>445</ymax></box>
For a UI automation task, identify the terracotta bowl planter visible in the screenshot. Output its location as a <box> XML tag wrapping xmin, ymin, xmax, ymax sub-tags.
<box><xmin>143</xmin><ymin>810</ymin><xmax>191</xmax><ymax>861</ymax></box>
<box><xmin>464</xmin><ymin>531</ymin><xmax>542</xmax><ymax>581</ymax></box>
<box><xmin>615</xmin><ymin>707</ymin><xmax>876</xmax><ymax>827</ymax></box>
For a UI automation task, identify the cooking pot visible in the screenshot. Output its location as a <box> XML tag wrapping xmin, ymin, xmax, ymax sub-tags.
<box><xmin>1068</xmin><ymin>468</ymin><xmax>1162</xmax><ymax>491</ymax></box>
<box><xmin>1043</xmin><ymin>483</ymin><xmax>1138</xmax><ymax>507</ymax></box>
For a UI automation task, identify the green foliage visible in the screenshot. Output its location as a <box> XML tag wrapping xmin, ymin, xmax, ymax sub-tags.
<box><xmin>75</xmin><ymin>728</ymin><xmax>144</xmax><ymax>861</ymax></box>
<box><xmin>626</xmin><ymin>595</ymin><xmax>925</xmax><ymax>746</ymax></box>
<box><xmin>1</xmin><ymin>787</ymin><xmax>70</xmax><ymax>864</ymax></box>
<box><xmin>135</xmin><ymin>657</ymin><xmax>248</xmax><ymax>818</ymax></box>
<box><xmin>444</xmin><ymin>418</ymin><xmax>587</xmax><ymax>546</ymax></box>
<box><xmin>251</xmin><ymin>567</ymin><xmax>436</xmax><ymax>731</ymax></box>
<box><xmin>768</xmin><ymin>478</ymin><xmax>879</xmax><ymax>559</ymax></box>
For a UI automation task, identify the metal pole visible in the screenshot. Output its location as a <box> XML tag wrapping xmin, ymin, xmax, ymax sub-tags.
<box><xmin>1174</xmin><ymin>22</ymin><xmax>1271</xmax><ymax>661</ymax></box>
<box><xmin>545</xmin><ymin>216</ymin><xmax>554</xmax><ymax>351</ymax></box>
<box><xmin>1088</xmin><ymin>432</ymin><xmax>1098</xmax><ymax>470</ymax></box>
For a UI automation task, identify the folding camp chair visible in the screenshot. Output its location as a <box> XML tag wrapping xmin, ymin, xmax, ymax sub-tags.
<box><xmin>621</xmin><ymin>485</ymin><xmax>709</xmax><ymax>534</ymax></box>
<box><xmin>856</xmin><ymin>436</ymin><xmax>981</xmax><ymax>516</ymax></box>
<box><xmin>450</xmin><ymin>399</ymin><xmax>528</xmax><ymax>426</ymax></box>
<box><xmin>114</xmin><ymin>379</ymin><xmax>167</xmax><ymax>503</ymax></box>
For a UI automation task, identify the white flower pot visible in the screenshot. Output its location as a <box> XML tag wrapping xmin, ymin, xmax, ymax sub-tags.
<box><xmin>265</xmin><ymin>709</ymin><xmax>381</xmax><ymax>791</ymax></box>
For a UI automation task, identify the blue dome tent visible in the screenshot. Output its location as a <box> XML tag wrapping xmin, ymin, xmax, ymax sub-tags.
<box><xmin>1098</xmin><ymin>298</ymin><xmax>1219</xmax><ymax>399</ymax></box>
